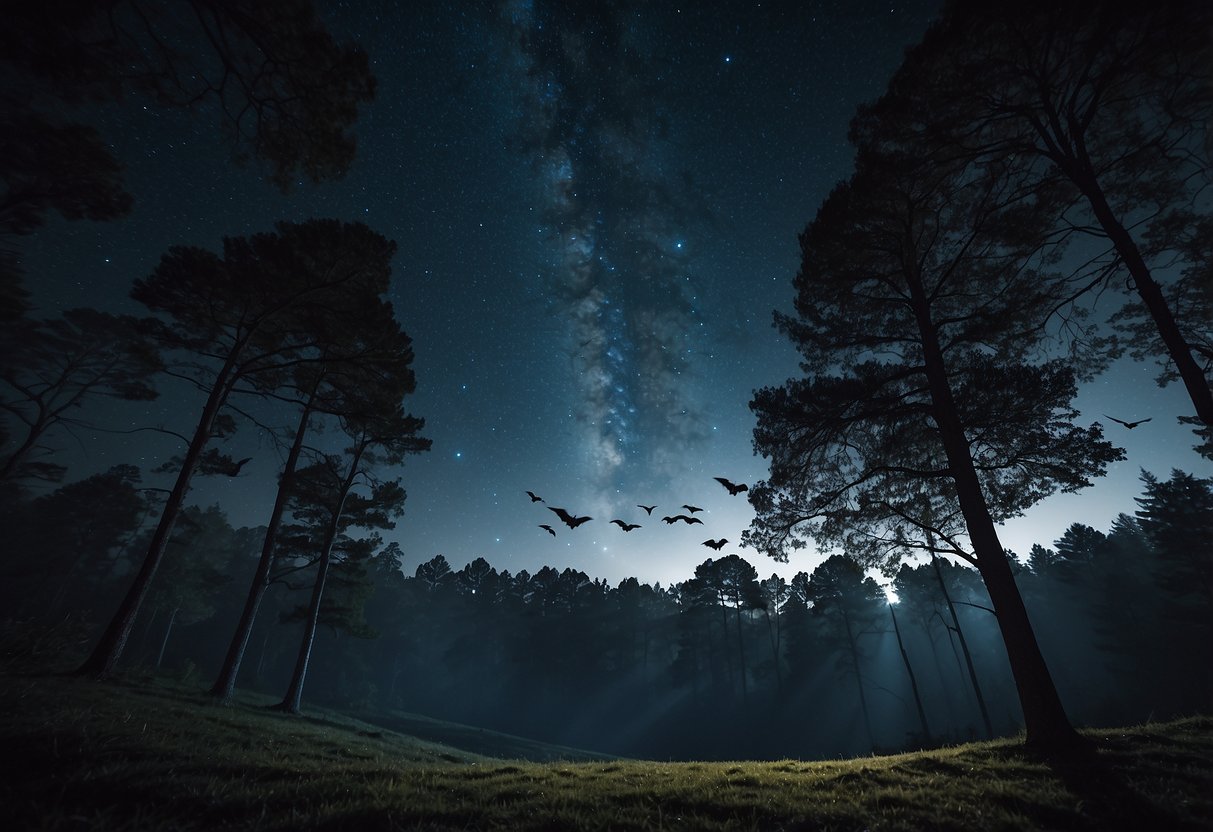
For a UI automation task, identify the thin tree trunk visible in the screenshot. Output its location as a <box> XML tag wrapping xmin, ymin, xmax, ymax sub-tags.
<box><xmin>275</xmin><ymin>445</ymin><xmax>364</xmax><ymax>714</ymax></box>
<box><xmin>155</xmin><ymin>607</ymin><xmax>179</xmax><ymax>669</ymax></box>
<box><xmin>254</xmin><ymin>628</ymin><xmax>273</xmax><ymax>684</ymax></box>
<box><xmin>764</xmin><ymin>608</ymin><xmax>784</xmax><ymax>695</ymax></box>
<box><xmin>889</xmin><ymin>601</ymin><xmax>931</xmax><ymax>744</ymax></box>
<box><xmin>212</xmin><ymin>390</ymin><xmax>317</xmax><ymax>702</ymax></box>
<box><xmin>931</xmin><ymin>550</ymin><xmax>994</xmax><ymax>738</ymax></box>
<box><xmin>907</xmin><ymin>270</ymin><xmax>1081</xmax><ymax>750</ymax></box>
<box><xmin>135</xmin><ymin>607</ymin><xmax>161</xmax><ymax>665</ymax></box>
<box><xmin>842</xmin><ymin>607</ymin><xmax>876</xmax><ymax>750</ymax></box>
<box><xmin>924</xmin><ymin>624</ymin><xmax>959</xmax><ymax>732</ymax></box>
<box><xmin>77</xmin><ymin>353</ymin><xmax>241</xmax><ymax>678</ymax></box>
<box><xmin>1073</xmin><ymin>164</ymin><xmax>1213</xmax><ymax>428</ymax></box>
<box><xmin>733</xmin><ymin>602</ymin><xmax>748</xmax><ymax>707</ymax></box>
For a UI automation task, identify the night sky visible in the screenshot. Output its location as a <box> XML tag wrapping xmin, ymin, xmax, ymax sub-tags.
<box><xmin>22</xmin><ymin>0</ymin><xmax>1210</xmax><ymax>588</ymax></box>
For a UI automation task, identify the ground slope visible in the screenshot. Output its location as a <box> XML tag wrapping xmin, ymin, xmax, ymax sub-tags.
<box><xmin>2</xmin><ymin>673</ymin><xmax>1210</xmax><ymax>831</ymax></box>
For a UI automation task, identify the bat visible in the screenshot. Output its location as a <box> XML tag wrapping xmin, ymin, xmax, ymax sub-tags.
<box><xmin>702</xmin><ymin>538</ymin><xmax>728</xmax><ymax>550</ymax></box>
<box><xmin>713</xmin><ymin>477</ymin><xmax>748</xmax><ymax>496</ymax></box>
<box><xmin>548</xmin><ymin>506</ymin><xmax>592</xmax><ymax>528</ymax></box>
<box><xmin>682</xmin><ymin>504</ymin><xmax>703</xmax><ymax>514</ymax></box>
<box><xmin>1104</xmin><ymin>415</ymin><xmax>1152</xmax><ymax>429</ymax></box>
<box><xmin>637</xmin><ymin>504</ymin><xmax>657</xmax><ymax>515</ymax></box>
<box><xmin>539</xmin><ymin>524</ymin><xmax>556</xmax><ymax>537</ymax></box>
<box><xmin>664</xmin><ymin>514</ymin><xmax>703</xmax><ymax>525</ymax></box>
<box><xmin>611</xmin><ymin>520</ymin><xmax>641</xmax><ymax>531</ymax></box>
<box><xmin>525</xmin><ymin>490</ymin><xmax>545</xmax><ymax>502</ymax></box>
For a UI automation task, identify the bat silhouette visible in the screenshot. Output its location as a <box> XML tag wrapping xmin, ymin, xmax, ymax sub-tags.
<box><xmin>713</xmin><ymin>477</ymin><xmax>748</xmax><ymax>496</ymax></box>
<box><xmin>220</xmin><ymin>457</ymin><xmax>252</xmax><ymax>476</ymax></box>
<box><xmin>1104</xmin><ymin>415</ymin><xmax>1152</xmax><ymax>429</ymax></box>
<box><xmin>611</xmin><ymin>520</ymin><xmax>641</xmax><ymax>532</ymax></box>
<box><xmin>637</xmin><ymin>504</ymin><xmax>657</xmax><ymax>515</ymax></box>
<box><xmin>682</xmin><ymin>504</ymin><xmax>703</xmax><ymax>514</ymax></box>
<box><xmin>539</xmin><ymin>524</ymin><xmax>556</xmax><ymax>537</ymax></box>
<box><xmin>702</xmin><ymin>538</ymin><xmax>728</xmax><ymax>550</ymax></box>
<box><xmin>525</xmin><ymin>490</ymin><xmax>545</xmax><ymax>503</ymax></box>
<box><xmin>664</xmin><ymin>514</ymin><xmax>703</xmax><ymax>525</ymax></box>
<box><xmin>548</xmin><ymin>506</ymin><xmax>592</xmax><ymax>528</ymax></box>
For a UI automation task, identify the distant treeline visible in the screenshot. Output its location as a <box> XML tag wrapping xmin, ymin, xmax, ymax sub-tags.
<box><xmin>1</xmin><ymin>467</ymin><xmax>1207</xmax><ymax>759</ymax></box>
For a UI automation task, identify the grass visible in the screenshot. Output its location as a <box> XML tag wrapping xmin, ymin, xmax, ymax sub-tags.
<box><xmin>2</xmin><ymin>672</ymin><xmax>1210</xmax><ymax>831</ymax></box>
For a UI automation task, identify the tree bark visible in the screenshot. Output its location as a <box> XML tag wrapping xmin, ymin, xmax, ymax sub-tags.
<box><xmin>76</xmin><ymin>354</ymin><xmax>241</xmax><ymax>678</ymax></box>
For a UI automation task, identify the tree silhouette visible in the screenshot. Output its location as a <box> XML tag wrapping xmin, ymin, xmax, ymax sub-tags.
<box><xmin>804</xmin><ymin>555</ymin><xmax>886</xmax><ymax>751</ymax></box>
<box><xmin>77</xmin><ymin>220</ymin><xmax>398</xmax><ymax>678</ymax></box>
<box><xmin>886</xmin><ymin>598</ymin><xmax>931</xmax><ymax>746</ymax></box>
<box><xmin>0</xmin><ymin>110</ymin><xmax>132</xmax><ymax>309</ymax></box>
<box><xmin>211</xmin><ymin>290</ymin><xmax>419</xmax><ymax>703</ymax></box>
<box><xmin>143</xmin><ymin>504</ymin><xmax>238</xmax><ymax>669</ymax></box>
<box><xmin>1</xmin><ymin>464</ymin><xmax>149</xmax><ymax>619</ymax></box>
<box><xmin>1</xmin><ymin>0</ymin><xmax>375</xmax><ymax>190</ymax></box>
<box><xmin>0</xmin><ymin>309</ymin><xmax>159</xmax><ymax>490</ymax></box>
<box><xmin>275</xmin><ymin>396</ymin><xmax>427</xmax><ymax>714</ymax></box>
<box><xmin>1</xmin><ymin>1</ymin><xmax>376</xmax><ymax>313</ymax></box>
<box><xmin>697</xmin><ymin>555</ymin><xmax>761</xmax><ymax>706</ymax></box>
<box><xmin>747</xmin><ymin>134</ymin><xmax>1122</xmax><ymax>747</ymax></box>
<box><xmin>1136</xmin><ymin>469</ymin><xmax>1213</xmax><ymax>710</ymax></box>
<box><xmin>860</xmin><ymin>1</ymin><xmax>1213</xmax><ymax>444</ymax></box>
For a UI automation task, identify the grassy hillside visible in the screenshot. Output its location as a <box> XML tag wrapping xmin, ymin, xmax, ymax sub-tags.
<box><xmin>2</xmin><ymin>672</ymin><xmax>1210</xmax><ymax>831</ymax></box>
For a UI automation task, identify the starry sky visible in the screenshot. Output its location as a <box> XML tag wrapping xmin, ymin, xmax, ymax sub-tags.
<box><xmin>21</xmin><ymin>0</ymin><xmax>1210</xmax><ymax>588</ymax></box>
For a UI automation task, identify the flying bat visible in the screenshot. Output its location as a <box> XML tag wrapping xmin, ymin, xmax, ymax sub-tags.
<box><xmin>665</xmin><ymin>514</ymin><xmax>704</xmax><ymax>525</ymax></box>
<box><xmin>713</xmin><ymin>477</ymin><xmax>748</xmax><ymax>496</ymax></box>
<box><xmin>637</xmin><ymin>504</ymin><xmax>657</xmax><ymax>515</ymax></box>
<box><xmin>548</xmin><ymin>506</ymin><xmax>592</xmax><ymax>528</ymax></box>
<box><xmin>702</xmin><ymin>538</ymin><xmax>728</xmax><ymax>550</ymax></box>
<box><xmin>682</xmin><ymin>504</ymin><xmax>703</xmax><ymax>513</ymax></box>
<box><xmin>1104</xmin><ymin>415</ymin><xmax>1152</xmax><ymax>429</ymax></box>
<box><xmin>539</xmin><ymin>524</ymin><xmax>556</xmax><ymax>537</ymax></box>
<box><xmin>525</xmin><ymin>490</ymin><xmax>545</xmax><ymax>502</ymax></box>
<box><xmin>611</xmin><ymin>520</ymin><xmax>641</xmax><ymax>532</ymax></box>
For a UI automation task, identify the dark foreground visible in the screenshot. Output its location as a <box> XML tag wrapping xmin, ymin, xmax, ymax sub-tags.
<box><xmin>2</xmin><ymin>673</ymin><xmax>1210</xmax><ymax>831</ymax></box>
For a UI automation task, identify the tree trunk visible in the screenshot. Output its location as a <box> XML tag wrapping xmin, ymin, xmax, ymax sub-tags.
<box><xmin>1073</xmin><ymin>165</ymin><xmax>1213</xmax><ymax>428</ymax></box>
<box><xmin>155</xmin><ymin>607</ymin><xmax>179</xmax><ymax>669</ymax></box>
<box><xmin>76</xmin><ymin>354</ymin><xmax>241</xmax><ymax>679</ymax></box>
<box><xmin>931</xmin><ymin>550</ymin><xmax>994</xmax><ymax>738</ymax></box>
<box><xmin>889</xmin><ymin>601</ymin><xmax>931</xmax><ymax>744</ymax></box>
<box><xmin>733</xmin><ymin>602</ymin><xmax>748</xmax><ymax>707</ymax></box>
<box><xmin>842</xmin><ymin>606</ymin><xmax>876</xmax><ymax>750</ymax></box>
<box><xmin>275</xmin><ymin>445</ymin><xmax>363</xmax><ymax>714</ymax></box>
<box><xmin>764</xmin><ymin>608</ymin><xmax>784</xmax><ymax>695</ymax></box>
<box><xmin>907</xmin><ymin>270</ymin><xmax>1081</xmax><ymax>750</ymax></box>
<box><xmin>212</xmin><ymin>391</ymin><xmax>316</xmax><ymax>702</ymax></box>
<box><xmin>253</xmin><ymin>628</ymin><xmax>273</xmax><ymax>685</ymax></box>
<box><xmin>925</xmin><ymin>625</ymin><xmax>959</xmax><ymax>731</ymax></box>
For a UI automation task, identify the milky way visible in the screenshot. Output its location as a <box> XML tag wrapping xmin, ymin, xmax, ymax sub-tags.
<box><xmin>501</xmin><ymin>0</ymin><xmax>706</xmax><ymax>489</ymax></box>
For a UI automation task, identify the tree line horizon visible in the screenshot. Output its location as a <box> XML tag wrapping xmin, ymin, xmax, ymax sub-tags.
<box><xmin>2</xmin><ymin>0</ymin><xmax>1210</xmax><ymax>757</ymax></box>
<box><xmin>3</xmin><ymin>466</ymin><xmax>1208</xmax><ymax>759</ymax></box>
